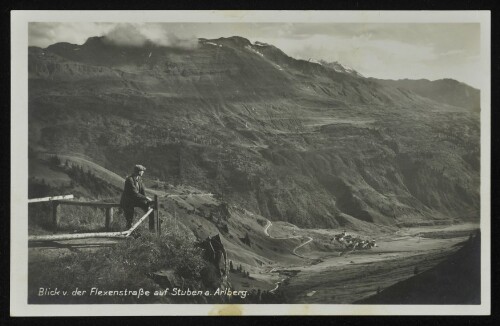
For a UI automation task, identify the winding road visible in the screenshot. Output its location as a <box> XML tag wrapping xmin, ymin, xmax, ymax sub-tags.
<box><xmin>269</xmin><ymin>278</ymin><xmax>286</xmax><ymax>292</ymax></box>
<box><xmin>263</xmin><ymin>220</ymin><xmax>313</xmax><ymax>258</ymax></box>
<box><xmin>263</xmin><ymin>220</ymin><xmax>314</xmax><ymax>293</ymax></box>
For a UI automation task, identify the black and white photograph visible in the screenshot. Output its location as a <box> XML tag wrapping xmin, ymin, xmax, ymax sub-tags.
<box><xmin>11</xmin><ymin>10</ymin><xmax>491</xmax><ymax>316</ymax></box>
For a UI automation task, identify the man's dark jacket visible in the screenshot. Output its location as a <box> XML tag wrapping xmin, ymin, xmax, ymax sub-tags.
<box><xmin>120</xmin><ymin>175</ymin><xmax>148</xmax><ymax>209</ymax></box>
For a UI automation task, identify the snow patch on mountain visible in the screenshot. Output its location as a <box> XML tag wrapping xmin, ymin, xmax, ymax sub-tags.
<box><xmin>203</xmin><ymin>41</ymin><xmax>223</xmax><ymax>47</ymax></box>
<box><xmin>245</xmin><ymin>45</ymin><xmax>265</xmax><ymax>58</ymax></box>
<box><xmin>319</xmin><ymin>60</ymin><xmax>364</xmax><ymax>78</ymax></box>
<box><xmin>254</xmin><ymin>41</ymin><xmax>269</xmax><ymax>47</ymax></box>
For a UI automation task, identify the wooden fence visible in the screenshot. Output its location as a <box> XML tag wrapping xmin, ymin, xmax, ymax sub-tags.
<box><xmin>28</xmin><ymin>194</ymin><xmax>161</xmax><ymax>242</ymax></box>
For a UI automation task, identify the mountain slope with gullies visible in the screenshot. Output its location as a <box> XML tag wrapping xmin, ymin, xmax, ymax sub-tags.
<box><xmin>28</xmin><ymin>35</ymin><xmax>480</xmax><ymax>228</ymax></box>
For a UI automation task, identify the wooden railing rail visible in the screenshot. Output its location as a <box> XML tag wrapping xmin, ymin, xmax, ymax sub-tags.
<box><xmin>28</xmin><ymin>195</ymin><xmax>160</xmax><ymax>242</ymax></box>
<box><xmin>28</xmin><ymin>195</ymin><xmax>74</xmax><ymax>203</ymax></box>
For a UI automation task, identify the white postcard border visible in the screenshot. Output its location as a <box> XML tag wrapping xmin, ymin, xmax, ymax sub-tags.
<box><xmin>11</xmin><ymin>10</ymin><xmax>491</xmax><ymax>316</ymax></box>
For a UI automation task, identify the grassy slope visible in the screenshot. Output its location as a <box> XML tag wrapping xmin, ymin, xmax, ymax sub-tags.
<box><xmin>37</xmin><ymin>152</ymin><xmax>166</xmax><ymax>197</ymax></box>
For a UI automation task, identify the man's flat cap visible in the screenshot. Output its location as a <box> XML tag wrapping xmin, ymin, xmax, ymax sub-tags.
<box><xmin>134</xmin><ymin>164</ymin><xmax>147</xmax><ymax>172</ymax></box>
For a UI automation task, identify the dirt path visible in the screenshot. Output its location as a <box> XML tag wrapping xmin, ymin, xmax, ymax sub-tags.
<box><xmin>29</xmin><ymin>238</ymin><xmax>126</xmax><ymax>263</ymax></box>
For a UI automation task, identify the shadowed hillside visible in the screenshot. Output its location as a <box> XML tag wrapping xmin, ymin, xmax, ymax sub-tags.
<box><xmin>28</xmin><ymin>35</ymin><xmax>480</xmax><ymax>228</ymax></box>
<box><xmin>356</xmin><ymin>231</ymin><xmax>481</xmax><ymax>304</ymax></box>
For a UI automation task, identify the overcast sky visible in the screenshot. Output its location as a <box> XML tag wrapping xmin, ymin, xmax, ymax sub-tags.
<box><xmin>29</xmin><ymin>22</ymin><xmax>481</xmax><ymax>88</ymax></box>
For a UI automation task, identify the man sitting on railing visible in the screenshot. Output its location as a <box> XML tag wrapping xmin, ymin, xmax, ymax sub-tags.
<box><xmin>120</xmin><ymin>164</ymin><xmax>153</xmax><ymax>229</ymax></box>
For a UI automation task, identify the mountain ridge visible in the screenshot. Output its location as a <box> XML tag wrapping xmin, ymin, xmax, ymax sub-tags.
<box><xmin>371</xmin><ymin>77</ymin><xmax>480</xmax><ymax>111</ymax></box>
<box><xmin>28</xmin><ymin>34</ymin><xmax>480</xmax><ymax>228</ymax></box>
<box><xmin>31</xmin><ymin>35</ymin><xmax>479</xmax><ymax>101</ymax></box>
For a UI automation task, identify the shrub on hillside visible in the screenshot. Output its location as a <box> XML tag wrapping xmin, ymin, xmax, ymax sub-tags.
<box><xmin>28</xmin><ymin>177</ymin><xmax>53</xmax><ymax>199</ymax></box>
<box><xmin>65</xmin><ymin>163</ymin><xmax>118</xmax><ymax>197</ymax></box>
<box><xmin>28</xmin><ymin>200</ymin><xmax>52</xmax><ymax>231</ymax></box>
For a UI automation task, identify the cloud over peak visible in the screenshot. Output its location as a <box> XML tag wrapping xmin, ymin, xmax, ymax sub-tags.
<box><xmin>102</xmin><ymin>23</ymin><xmax>198</xmax><ymax>49</ymax></box>
<box><xmin>103</xmin><ymin>24</ymin><xmax>149</xmax><ymax>47</ymax></box>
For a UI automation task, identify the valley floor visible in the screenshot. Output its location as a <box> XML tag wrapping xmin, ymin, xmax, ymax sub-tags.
<box><xmin>251</xmin><ymin>222</ymin><xmax>479</xmax><ymax>304</ymax></box>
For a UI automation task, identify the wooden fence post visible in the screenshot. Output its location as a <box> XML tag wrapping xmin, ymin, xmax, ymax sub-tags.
<box><xmin>105</xmin><ymin>207</ymin><xmax>114</xmax><ymax>231</ymax></box>
<box><xmin>52</xmin><ymin>201</ymin><xmax>60</xmax><ymax>229</ymax></box>
<box><xmin>149</xmin><ymin>195</ymin><xmax>158</xmax><ymax>232</ymax></box>
<box><xmin>155</xmin><ymin>195</ymin><xmax>160</xmax><ymax>236</ymax></box>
